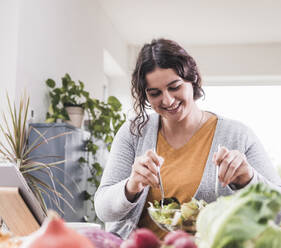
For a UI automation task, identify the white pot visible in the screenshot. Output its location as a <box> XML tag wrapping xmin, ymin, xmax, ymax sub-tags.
<box><xmin>65</xmin><ymin>106</ymin><xmax>84</xmax><ymax>128</ymax></box>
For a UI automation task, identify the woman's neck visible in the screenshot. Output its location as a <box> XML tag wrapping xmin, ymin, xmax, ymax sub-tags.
<box><xmin>161</xmin><ymin>106</ymin><xmax>203</xmax><ymax>134</ymax></box>
<box><xmin>160</xmin><ymin>106</ymin><xmax>205</xmax><ymax>149</ymax></box>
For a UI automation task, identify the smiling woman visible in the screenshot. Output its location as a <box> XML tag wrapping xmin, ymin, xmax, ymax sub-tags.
<box><xmin>130</xmin><ymin>40</ymin><xmax>204</xmax><ymax>136</ymax></box>
<box><xmin>94</xmin><ymin>38</ymin><xmax>281</xmax><ymax>239</ymax></box>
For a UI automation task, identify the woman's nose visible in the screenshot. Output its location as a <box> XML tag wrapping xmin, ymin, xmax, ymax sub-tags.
<box><xmin>161</xmin><ymin>91</ymin><xmax>174</xmax><ymax>107</ymax></box>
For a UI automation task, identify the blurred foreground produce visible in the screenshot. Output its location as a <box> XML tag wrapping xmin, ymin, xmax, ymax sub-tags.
<box><xmin>20</xmin><ymin>211</ymin><xmax>94</xmax><ymax>248</ymax></box>
<box><xmin>121</xmin><ymin>228</ymin><xmax>161</xmax><ymax>248</ymax></box>
<box><xmin>121</xmin><ymin>229</ymin><xmax>197</xmax><ymax>248</ymax></box>
<box><xmin>78</xmin><ymin>228</ymin><xmax>123</xmax><ymax>248</ymax></box>
<box><xmin>163</xmin><ymin>230</ymin><xmax>197</xmax><ymax>248</ymax></box>
<box><xmin>196</xmin><ymin>183</ymin><xmax>281</xmax><ymax>248</ymax></box>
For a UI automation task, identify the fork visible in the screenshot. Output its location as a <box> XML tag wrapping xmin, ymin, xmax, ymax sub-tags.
<box><xmin>153</xmin><ymin>148</ymin><xmax>165</xmax><ymax>208</ymax></box>
<box><xmin>215</xmin><ymin>144</ymin><xmax>221</xmax><ymax>198</ymax></box>
<box><xmin>157</xmin><ymin>165</ymin><xmax>165</xmax><ymax>208</ymax></box>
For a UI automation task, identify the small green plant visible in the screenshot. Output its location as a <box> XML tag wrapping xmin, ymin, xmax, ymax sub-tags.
<box><xmin>45</xmin><ymin>73</ymin><xmax>89</xmax><ymax>122</ymax></box>
<box><xmin>45</xmin><ymin>74</ymin><xmax>126</xmax><ymax>219</ymax></box>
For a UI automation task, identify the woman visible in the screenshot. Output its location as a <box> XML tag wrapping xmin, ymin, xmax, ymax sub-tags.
<box><xmin>94</xmin><ymin>39</ymin><xmax>281</xmax><ymax>239</ymax></box>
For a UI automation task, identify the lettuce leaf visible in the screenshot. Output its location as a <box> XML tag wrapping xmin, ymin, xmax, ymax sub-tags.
<box><xmin>196</xmin><ymin>183</ymin><xmax>281</xmax><ymax>248</ymax></box>
<box><xmin>254</xmin><ymin>221</ymin><xmax>281</xmax><ymax>248</ymax></box>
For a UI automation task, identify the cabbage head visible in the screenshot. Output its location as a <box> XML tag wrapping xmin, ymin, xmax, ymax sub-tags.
<box><xmin>196</xmin><ymin>183</ymin><xmax>281</xmax><ymax>248</ymax></box>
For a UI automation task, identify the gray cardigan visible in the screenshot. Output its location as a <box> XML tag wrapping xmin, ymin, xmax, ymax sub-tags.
<box><xmin>94</xmin><ymin>113</ymin><xmax>281</xmax><ymax>239</ymax></box>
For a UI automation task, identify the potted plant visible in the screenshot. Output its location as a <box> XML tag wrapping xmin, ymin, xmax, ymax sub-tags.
<box><xmin>46</xmin><ymin>73</ymin><xmax>89</xmax><ymax>128</ymax></box>
<box><xmin>45</xmin><ymin>73</ymin><xmax>126</xmax><ymax>221</ymax></box>
<box><xmin>0</xmin><ymin>93</ymin><xmax>73</xmax><ymax>215</ymax></box>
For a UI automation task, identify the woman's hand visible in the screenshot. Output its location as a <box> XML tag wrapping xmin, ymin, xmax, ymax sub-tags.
<box><xmin>125</xmin><ymin>149</ymin><xmax>163</xmax><ymax>201</ymax></box>
<box><xmin>212</xmin><ymin>146</ymin><xmax>254</xmax><ymax>188</ymax></box>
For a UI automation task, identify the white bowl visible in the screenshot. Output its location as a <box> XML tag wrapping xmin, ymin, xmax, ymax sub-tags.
<box><xmin>66</xmin><ymin>222</ymin><xmax>101</xmax><ymax>231</ymax></box>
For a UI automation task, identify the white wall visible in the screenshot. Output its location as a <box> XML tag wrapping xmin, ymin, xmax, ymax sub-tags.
<box><xmin>97</xmin><ymin>8</ymin><xmax>128</xmax><ymax>76</ymax></box>
<box><xmin>0</xmin><ymin>0</ymin><xmax>18</xmax><ymax>105</ymax></box>
<box><xmin>13</xmin><ymin>0</ymin><xmax>128</xmax><ymax>122</ymax></box>
<box><xmin>97</xmin><ymin>6</ymin><xmax>131</xmax><ymax>114</ymax></box>
<box><xmin>0</xmin><ymin>0</ymin><xmax>19</xmax><ymax>151</ymax></box>
<box><xmin>108</xmin><ymin>75</ymin><xmax>132</xmax><ymax>116</ymax></box>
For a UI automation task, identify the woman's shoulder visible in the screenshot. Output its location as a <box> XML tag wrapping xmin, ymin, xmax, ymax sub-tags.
<box><xmin>125</xmin><ymin>112</ymin><xmax>159</xmax><ymax>135</ymax></box>
<box><xmin>213</xmin><ymin>113</ymin><xmax>256</xmax><ymax>140</ymax></box>
<box><xmin>116</xmin><ymin>112</ymin><xmax>159</xmax><ymax>140</ymax></box>
<box><xmin>217</xmin><ymin>114</ymin><xmax>249</xmax><ymax>130</ymax></box>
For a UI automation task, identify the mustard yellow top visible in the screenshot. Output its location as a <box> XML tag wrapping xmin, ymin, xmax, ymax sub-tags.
<box><xmin>138</xmin><ymin>115</ymin><xmax>218</xmax><ymax>239</ymax></box>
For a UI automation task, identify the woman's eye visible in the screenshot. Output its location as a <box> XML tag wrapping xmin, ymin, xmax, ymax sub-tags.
<box><xmin>169</xmin><ymin>85</ymin><xmax>181</xmax><ymax>91</ymax></box>
<box><xmin>149</xmin><ymin>91</ymin><xmax>161</xmax><ymax>97</ymax></box>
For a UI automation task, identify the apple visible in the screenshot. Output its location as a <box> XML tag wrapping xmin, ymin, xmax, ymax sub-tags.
<box><xmin>125</xmin><ymin>228</ymin><xmax>161</xmax><ymax>248</ymax></box>
<box><xmin>173</xmin><ymin>237</ymin><xmax>197</xmax><ymax>248</ymax></box>
<box><xmin>163</xmin><ymin>230</ymin><xmax>190</xmax><ymax>245</ymax></box>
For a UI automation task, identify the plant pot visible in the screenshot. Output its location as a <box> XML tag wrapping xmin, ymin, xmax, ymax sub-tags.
<box><xmin>65</xmin><ymin>106</ymin><xmax>84</xmax><ymax>128</ymax></box>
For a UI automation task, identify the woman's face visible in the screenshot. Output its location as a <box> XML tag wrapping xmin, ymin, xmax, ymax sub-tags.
<box><xmin>145</xmin><ymin>68</ymin><xmax>195</xmax><ymax>122</ymax></box>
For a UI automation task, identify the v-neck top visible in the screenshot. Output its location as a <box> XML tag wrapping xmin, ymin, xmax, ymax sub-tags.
<box><xmin>138</xmin><ymin>115</ymin><xmax>218</xmax><ymax>239</ymax></box>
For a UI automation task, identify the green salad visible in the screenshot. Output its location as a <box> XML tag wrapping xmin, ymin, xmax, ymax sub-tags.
<box><xmin>148</xmin><ymin>198</ymin><xmax>207</xmax><ymax>233</ymax></box>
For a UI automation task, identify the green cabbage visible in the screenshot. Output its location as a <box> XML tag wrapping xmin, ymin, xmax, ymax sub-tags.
<box><xmin>196</xmin><ymin>183</ymin><xmax>281</xmax><ymax>248</ymax></box>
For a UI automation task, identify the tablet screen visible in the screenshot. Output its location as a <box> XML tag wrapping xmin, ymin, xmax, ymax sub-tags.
<box><xmin>0</xmin><ymin>163</ymin><xmax>46</xmax><ymax>225</ymax></box>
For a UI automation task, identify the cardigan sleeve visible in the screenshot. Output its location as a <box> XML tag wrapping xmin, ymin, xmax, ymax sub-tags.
<box><xmin>94</xmin><ymin>121</ymin><xmax>143</xmax><ymax>222</ymax></box>
<box><xmin>239</xmin><ymin>125</ymin><xmax>281</xmax><ymax>192</ymax></box>
<box><xmin>216</xmin><ymin>117</ymin><xmax>281</xmax><ymax>194</ymax></box>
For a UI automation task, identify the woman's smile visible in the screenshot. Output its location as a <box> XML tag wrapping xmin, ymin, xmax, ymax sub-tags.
<box><xmin>161</xmin><ymin>101</ymin><xmax>182</xmax><ymax>114</ymax></box>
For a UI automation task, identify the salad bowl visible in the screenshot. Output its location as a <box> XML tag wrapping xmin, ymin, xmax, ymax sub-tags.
<box><xmin>148</xmin><ymin>198</ymin><xmax>206</xmax><ymax>234</ymax></box>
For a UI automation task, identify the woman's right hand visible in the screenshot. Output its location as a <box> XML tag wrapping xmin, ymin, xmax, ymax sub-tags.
<box><xmin>125</xmin><ymin>149</ymin><xmax>163</xmax><ymax>201</ymax></box>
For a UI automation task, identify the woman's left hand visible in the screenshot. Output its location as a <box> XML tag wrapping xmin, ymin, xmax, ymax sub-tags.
<box><xmin>212</xmin><ymin>146</ymin><xmax>254</xmax><ymax>187</ymax></box>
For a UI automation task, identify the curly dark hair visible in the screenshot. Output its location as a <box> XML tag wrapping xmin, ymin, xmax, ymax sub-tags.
<box><xmin>131</xmin><ymin>38</ymin><xmax>204</xmax><ymax>136</ymax></box>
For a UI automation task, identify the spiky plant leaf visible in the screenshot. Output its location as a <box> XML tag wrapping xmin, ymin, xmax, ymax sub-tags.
<box><xmin>0</xmin><ymin>94</ymin><xmax>74</xmax><ymax>215</ymax></box>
